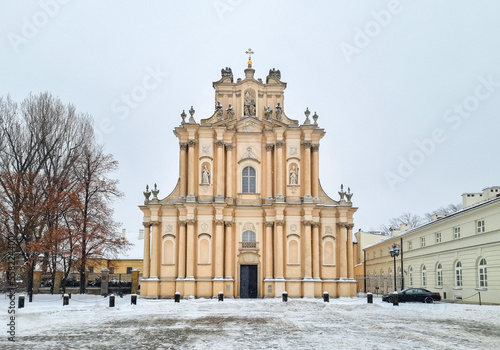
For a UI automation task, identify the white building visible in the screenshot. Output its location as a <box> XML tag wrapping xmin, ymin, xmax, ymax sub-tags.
<box><xmin>363</xmin><ymin>186</ymin><xmax>500</xmax><ymax>304</ymax></box>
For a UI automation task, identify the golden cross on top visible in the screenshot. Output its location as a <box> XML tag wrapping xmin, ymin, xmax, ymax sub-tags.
<box><xmin>246</xmin><ymin>48</ymin><xmax>254</xmax><ymax>60</ymax></box>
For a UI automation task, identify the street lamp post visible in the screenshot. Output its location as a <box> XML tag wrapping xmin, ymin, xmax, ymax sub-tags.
<box><xmin>389</xmin><ymin>243</ymin><xmax>400</xmax><ymax>292</ymax></box>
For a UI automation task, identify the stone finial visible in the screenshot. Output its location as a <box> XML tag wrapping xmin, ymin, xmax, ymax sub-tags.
<box><xmin>313</xmin><ymin>112</ymin><xmax>318</xmax><ymax>125</ymax></box>
<box><xmin>180</xmin><ymin>110</ymin><xmax>186</xmax><ymax>123</ymax></box>
<box><xmin>152</xmin><ymin>183</ymin><xmax>159</xmax><ymax>199</ymax></box>
<box><xmin>338</xmin><ymin>184</ymin><xmax>346</xmax><ymax>201</ymax></box>
<box><xmin>143</xmin><ymin>185</ymin><xmax>151</xmax><ymax>202</ymax></box>
<box><xmin>304</xmin><ymin>108</ymin><xmax>311</xmax><ymax>125</ymax></box>
<box><xmin>188</xmin><ymin>106</ymin><xmax>196</xmax><ymax>123</ymax></box>
<box><xmin>346</xmin><ymin>187</ymin><xmax>353</xmax><ymax>202</ymax></box>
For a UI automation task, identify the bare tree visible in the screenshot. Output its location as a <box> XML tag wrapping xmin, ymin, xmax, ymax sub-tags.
<box><xmin>0</xmin><ymin>92</ymin><xmax>129</xmax><ymax>295</ymax></box>
<box><xmin>379</xmin><ymin>212</ymin><xmax>424</xmax><ymax>235</ymax></box>
<box><xmin>424</xmin><ymin>203</ymin><xmax>462</xmax><ymax>222</ymax></box>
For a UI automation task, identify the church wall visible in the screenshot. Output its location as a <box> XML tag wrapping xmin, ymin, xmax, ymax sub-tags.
<box><xmin>139</xmin><ymin>63</ymin><xmax>357</xmax><ymax>299</ymax></box>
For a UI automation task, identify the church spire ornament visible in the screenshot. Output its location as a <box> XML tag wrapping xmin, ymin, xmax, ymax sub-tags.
<box><xmin>246</xmin><ymin>48</ymin><xmax>254</xmax><ymax>68</ymax></box>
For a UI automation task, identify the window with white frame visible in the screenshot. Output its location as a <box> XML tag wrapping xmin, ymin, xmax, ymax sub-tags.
<box><xmin>478</xmin><ymin>258</ymin><xmax>487</xmax><ymax>288</ymax></box>
<box><xmin>454</xmin><ymin>226</ymin><xmax>460</xmax><ymax>239</ymax></box>
<box><xmin>242</xmin><ymin>166</ymin><xmax>256</xmax><ymax>193</ymax></box>
<box><xmin>435</xmin><ymin>232</ymin><xmax>441</xmax><ymax>243</ymax></box>
<box><xmin>477</xmin><ymin>220</ymin><xmax>485</xmax><ymax>234</ymax></box>
<box><xmin>408</xmin><ymin>241</ymin><xmax>413</xmax><ymax>250</ymax></box>
<box><xmin>420</xmin><ymin>237</ymin><xmax>426</xmax><ymax>247</ymax></box>
<box><xmin>421</xmin><ymin>265</ymin><xmax>426</xmax><ymax>287</ymax></box>
<box><xmin>455</xmin><ymin>261</ymin><xmax>462</xmax><ymax>288</ymax></box>
<box><xmin>408</xmin><ymin>266</ymin><xmax>413</xmax><ymax>286</ymax></box>
<box><xmin>436</xmin><ymin>263</ymin><xmax>443</xmax><ymax>287</ymax></box>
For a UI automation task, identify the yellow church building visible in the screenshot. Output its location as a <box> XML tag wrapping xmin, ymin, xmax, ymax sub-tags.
<box><xmin>139</xmin><ymin>53</ymin><xmax>357</xmax><ymax>298</ymax></box>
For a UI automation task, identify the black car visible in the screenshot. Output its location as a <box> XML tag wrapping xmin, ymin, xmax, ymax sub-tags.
<box><xmin>382</xmin><ymin>288</ymin><xmax>441</xmax><ymax>303</ymax></box>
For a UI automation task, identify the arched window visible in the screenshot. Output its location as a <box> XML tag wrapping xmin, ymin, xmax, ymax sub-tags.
<box><xmin>478</xmin><ymin>258</ymin><xmax>487</xmax><ymax>288</ymax></box>
<box><xmin>436</xmin><ymin>263</ymin><xmax>443</xmax><ymax>287</ymax></box>
<box><xmin>455</xmin><ymin>261</ymin><xmax>462</xmax><ymax>287</ymax></box>
<box><xmin>242</xmin><ymin>166</ymin><xmax>256</xmax><ymax>193</ymax></box>
<box><xmin>242</xmin><ymin>230</ymin><xmax>256</xmax><ymax>249</ymax></box>
<box><xmin>242</xmin><ymin>230</ymin><xmax>256</xmax><ymax>242</ymax></box>
<box><xmin>421</xmin><ymin>265</ymin><xmax>427</xmax><ymax>287</ymax></box>
<box><xmin>408</xmin><ymin>266</ymin><xmax>413</xmax><ymax>287</ymax></box>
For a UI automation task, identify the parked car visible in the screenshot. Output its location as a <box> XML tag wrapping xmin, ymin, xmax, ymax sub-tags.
<box><xmin>382</xmin><ymin>288</ymin><xmax>441</xmax><ymax>303</ymax></box>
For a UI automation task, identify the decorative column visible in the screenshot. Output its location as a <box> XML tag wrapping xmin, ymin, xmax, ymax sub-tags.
<box><xmin>225</xmin><ymin>144</ymin><xmax>233</xmax><ymax>201</ymax></box>
<box><xmin>346</xmin><ymin>224</ymin><xmax>354</xmax><ymax>279</ymax></box>
<box><xmin>224</xmin><ymin>221</ymin><xmax>234</xmax><ymax>279</ymax></box>
<box><xmin>265</xmin><ymin>221</ymin><xmax>274</xmax><ymax>279</ymax></box>
<box><xmin>303</xmin><ymin>141</ymin><xmax>312</xmax><ymax>201</ymax></box>
<box><xmin>214</xmin><ymin>220</ymin><xmax>225</xmax><ymax>278</ymax></box>
<box><xmin>179</xmin><ymin>143</ymin><xmax>188</xmax><ymax>198</ymax></box>
<box><xmin>274</xmin><ymin>221</ymin><xmax>285</xmax><ymax>278</ymax></box>
<box><xmin>336</xmin><ymin>223</ymin><xmax>347</xmax><ymax>278</ymax></box>
<box><xmin>187</xmin><ymin>139</ymin><xmax>196</xmax><ymax>202</ymax></box>
<box><xmin>311</xmin><ymin>145</ymin><xmax>319</xmax><ymax>199</ymax></box>
<box><xmin>150</xmin><ymin>221</ymin><xmax>161</xmax><ymax>278</ymax></box>
<box><xmin>215</xmin><ymin>140</ymin><xmax>225</xmax><ymax>202</ymax></box>
<box><xmin>265</xmin><ymin>144</ymin><xmax>274</xmax><ymax>199</ymax></box>
<box><xmin>142</xmin><ymin>222</ymin><xmax>151</xmax><ymax>278</ymax></box>
<box><xmin>177</xmin><ymin>221</ymin><xmax>187</xmax><ymax>279</ymax></box>
<box><xmin>312</xmin><ymin>222</ymin><xmax>320</xmax><ymax>279</ymax></box>
<box><xmin>303</xmin><ymin>221</ymin><xmax>313</xmax><ymax>279</ymax></box>
<box><xmin>275</xmin><ymin>141</ymin><xmax>284</xmax><ymax>201</ymax></box>
<box><xmin>185</xmin><ymin>219</ymin><xmax>196</xmax><ymax>279</ymax></box>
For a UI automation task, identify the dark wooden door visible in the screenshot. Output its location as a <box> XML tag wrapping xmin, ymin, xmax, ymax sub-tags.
<box><xmin>240</xmin><ymin>265</ymin><xmax>258</xmax><ymax>298</ymax></box>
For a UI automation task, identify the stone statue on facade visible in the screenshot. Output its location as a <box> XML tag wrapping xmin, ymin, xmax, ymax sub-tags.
<box><xmin>215</xmin><ymin>101</ymin><xmax>223</xmax><ymax>120</ymax></box>
<box><xmin>244</xmin><ymin>91</ymin><xmax>256</xmax><ymax>116</ymax></box>
<box><xmin>221</xmin><ymin>67</ymin><xmax>232</xmax><ymax>77</ymax></box>
<box><xmin>202</xmin><ymin>165</ymin><xmax>210</xmax><ymax>184</ymax></box>
<box><xmin>275</xmin><ymin>102</ymin><xmax>283</xmax><ymax>120</ymax></box>
<box><xmin>264</xmin><ymin>106</ymin><xmax>273</xmax><ymax>120</ymax></box>
<box><xmin>268</xmin><ymin>68</ymin><xmax>281</xmax><ymax>80</ymax></box>
<box><xmin>289</xmin><ymin>165</ymin><xmax>298</xmax><ymax>185</ymax></box>
<box><xmin>226</xmin><ymin>104</ymin><xmax>234</xmax><ymax>119</ymax></box>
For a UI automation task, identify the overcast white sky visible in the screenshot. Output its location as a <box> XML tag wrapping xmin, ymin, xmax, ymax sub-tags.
<box><xmin>1</xmin><ymin>1</ymin><xmax>499</xmax><ymax>258</ymax></box>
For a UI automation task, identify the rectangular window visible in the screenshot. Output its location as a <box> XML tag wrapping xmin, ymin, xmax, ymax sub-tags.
<box><xmin>109</xmin><ymin>267</ymin><xmax>115</xmax><ymax>274</ymax></box>
<box><xmin>127</xmin><ymin>267</ymin><xmax>133</xmax><ymax>274</ymax></box>
<box><xmin>477</xmin><ymin>220</ymin><xmax>485</xmax><ymax>233</ymax></box>
<box><xmin>454</xmin><ymin>226</ymin><xmax>460</xmax><ymax>239</ymax></box>
<box><xmin>408</xmin><ymin>241</ymin><xmax>413</xmax><ymax>250</ymax></box>
<box><xmin>435</xmin><ymin>232</ymin><xmax>441</xmax><ymax>243</ymax></box>
<box><xmin>420</xmin><ymin>237</ymin><xmax>426</xmax><ymax>247</ymax></box>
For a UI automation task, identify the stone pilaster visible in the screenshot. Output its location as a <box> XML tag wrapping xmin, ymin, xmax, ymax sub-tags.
<box><xmin>185</xmin><ymin>219</ymin><xmax>196</xmax><ymax>279</ymax></box>
<box><xmin>150</xmin><ymin>221</ymin><xmax>161</xmax><ymax>278</ymax></box>
<box><xmin>179</xmin><ymin>143</ymin><xmax>188</xmax><ymax>198</ymax></box>
<box><xmin>142</xmin><ymin>222</ymin><xmax>151</xmax><ymax>278</ymax></box>
<box><xmin>311</xmin><ymin>145</ymin><xmax>319</xmax><ymax>199</ymax></box>
<box><xmin>177</xmin><ymin>221</ymin><xmax>187</xmax><ymax>279</ymax></box>
<box><xmin>225</xmin><ymin>144</ymin><xmax>233</xmax><ymax>201</ymax></box>
<box><xmin>303</xmin><ymin>141</ymin><xmax>312</xmax><ymax>201</ymax></box>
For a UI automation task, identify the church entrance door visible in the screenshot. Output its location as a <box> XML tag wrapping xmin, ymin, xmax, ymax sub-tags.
<box><xmin>240</xmin><ymin>265</ymin><xmax>258</xmax><ymax>298</ymax></box>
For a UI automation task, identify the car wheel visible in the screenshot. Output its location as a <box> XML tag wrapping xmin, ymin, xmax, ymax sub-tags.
<box><xmin>424</xmin><ymin>297</ymin><xmax>433</xmax><ymax>303</ymax></box>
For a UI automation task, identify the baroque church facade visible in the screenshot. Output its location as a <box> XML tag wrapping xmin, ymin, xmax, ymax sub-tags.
<box><xmin>139</xmin><ymin>54</ymin><xmax>357</xmax><ymax>298</ymax></box>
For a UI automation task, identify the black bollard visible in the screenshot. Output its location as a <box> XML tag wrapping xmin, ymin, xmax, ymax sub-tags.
<box><xmin>282</xmin><ymin>291</ymin><xmax>288</xmax><ymax>302</ymax></box>
<box><xmin>109</xmin><ymin>294</ymin><xmax>115</xmax><ymax>307</ymax></box>
<box><xmin>218</xmin><ymin>291</ymin><xmax>224</xmax><ymax>302</ymax></box>
<box><xmin>131</xmin><ymin>294</ymin><xmax>137</xmax><ymax>305</ymax></box>
<box><xmin>367</xmin><ymin>292</ymin><xmax>373</xmax><ymax>304</ymax></box>
<box><xmin>323</xmin><ymin>291</ymin><xmax>329</xmax><ymax>303</ymax></box>
<box><xmin>392</xmin><ymin>291</ymin><xmax>399</xmax><ymax>306</ymax></box>
<box><xmin>18</xmin><ymin>296</ymin><xmax>25</xmax><ymax>309</ymax></box>
<box><xmin>174</xmin><ymin>292</ymin><xmax>181</xmax><ymax>303</ymax></box>
<box><xmin>63</xmin><ymin>294</ymin><xmax>69</xmax><ymax>306</ymax></box>
<box><xmin>68</xmin><ymin>293</ymin><xmax>71</xmax><ymax>299</ymax></box>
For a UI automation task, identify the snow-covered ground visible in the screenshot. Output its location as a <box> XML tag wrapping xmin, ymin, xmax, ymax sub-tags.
<box><xmin>1</xmin><ymin>293</ymin><xmax>499</xmax><ymax>349</ymax></box>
